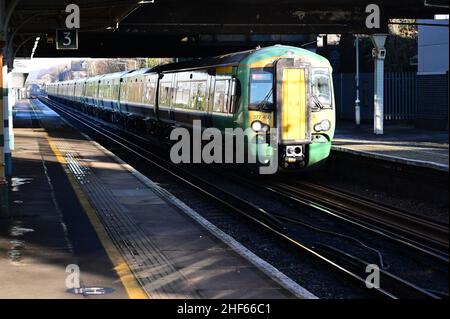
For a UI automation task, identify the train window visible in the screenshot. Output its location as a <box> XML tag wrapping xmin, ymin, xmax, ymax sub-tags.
<box><xmin>190</xmin><ymin>81</ymin><xmax>207</xmax><ymax>111</ymax></box>
<box><xmin>174</xmin><ymin>81</ymin><xmax>191</xmax><ymax>108</ymax></box>
<box><xmin>159</xmin><ymin>83</ymin><xmax>170</xmax><ymax>106</ymax></box>
<box><xmin>86</xmin><ymin>82</ymin><xmax>94</xmax><ymax>97</ymax></box>
<box><xmin>126</xmin><ymin>81</ymin><xmax>133</xmax><ymax>102</ymax></box>
<box><xmin>133</xmin><ymin>81</ymin><xmax>138</xmax><ymax>102</ymax></box>
<box><xmin>144</xmin><ymin>75</ymin><xmax>157</xmax><ymax>105</ymax></box>
<box><xmin>113</xmin><ymin>82</ymin><xmax>118</xmax><ymax>100</ymax></box>
<box><xmin>311</xmin><ymin>68</ymin><xmax>332</xmax><ymax>108</ymax></box>
<box><xmin>107</xmin><ymin>82</ymin><xmax>111</xmax><ymax>100</ymax></box>
<box><xmin>136</xmin><ymin>80</ymin><xmax>141</xmax><ymax>102</ymax></box>
<box><xmin>121</xmin><ymin>82</ymin><xmax>128</xmax><ymax>101</ymax></box>
<box><xmin>249</xmin><ymin>68</ymin><xmax>273</xmax><ymax>111</ymax></box>
<box><xmin>159</xmin><ymin>74</ymin><xmax>174</xmax><ymax>107</ymax></box>
<box><xmin>213</xmin><ymin>79</ymin><xmax>230</xmax><ymax>113</ymax></box>
<box><xmin>229</xmin><ymin>78</ymin><xmax>239</xmax><ymax>113</ymax></box>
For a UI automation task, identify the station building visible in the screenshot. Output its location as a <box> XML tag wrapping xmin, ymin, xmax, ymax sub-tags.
<box><xmin>417</xmin><ymin>16</ymin><xmax>449</xmax><ymax>130</ymax></box>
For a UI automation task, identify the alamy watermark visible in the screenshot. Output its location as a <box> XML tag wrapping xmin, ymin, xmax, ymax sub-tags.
<box><xmin>65</xmin><ymin>264</ymin><xmax>80</xmax><ymax>289</ymax></box>
<box><xmin>365</xmin><ymin>4</ymin><xmax>381</xmax><ymax>29</ymax></box>
<box><xmin>65</xmin><ymin>4</ymin><xmax>80</xmax><ymax>29</ymax></box>
<box><xmin>65</xmin><ymin>264</ymin><xmax>114</xmax><ymax>296</ymax></box>
<box><xmin>169</xmin><ymin>120</ymin><xmax>279</xmax><ymax>175</ymax></box>
<box><xmin>365</xmin><ymin>264</ymin><xmax>381</xmax><ymax>289</ymax></box>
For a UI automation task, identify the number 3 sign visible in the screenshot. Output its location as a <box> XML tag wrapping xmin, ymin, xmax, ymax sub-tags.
<box><xmin>56</xmin><ymin>29</ymin><xmax>78</xmax><ymax>50</ymax></box>
<box><xmin>56</xmin><ymin>4</ymin><xmax>80</xmax><ymax>50</ymax></box>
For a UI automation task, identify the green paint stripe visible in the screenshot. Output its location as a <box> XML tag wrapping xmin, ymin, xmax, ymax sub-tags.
<box><xmin>5</xmin><ymin>152</ymin><xmax>12</xmax><ymax>177</ymax></box>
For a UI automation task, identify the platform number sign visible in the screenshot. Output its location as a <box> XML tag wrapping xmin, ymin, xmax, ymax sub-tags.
<box><xmin>56</xmin><ymin>29</ymin><xmax>78</xmax><ymax>50</ymax></box>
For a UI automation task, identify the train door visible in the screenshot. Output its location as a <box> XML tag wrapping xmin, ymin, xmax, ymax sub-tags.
<box><xmin>158</xmin><ymin>73</ymin><xmax>175</xmax><ymax>125</ymax></box>
<box><xmin>117</xmin><ymin>77</ymin><xmax>125</xmax><ymax>114</ymax></box>
<box><xmin>172</xmin><ymin>72</ymin><xmax>192</xmax><ymax>127</ymax></box>
<box><xmin>202</xmin><ymin>73</ymin><xmax>214</xmax><ymax>128</ymax></box>
<box><xmin>275</xmin><ymin>59</ymin><xmax>312</xmax><ymax>145</ymax></box>
<box><xmin>95</xmin><ymin>79</ymin><xmax>101</xmax><ymax>107</ymax></box>
<box><xmin>210</xmin><ymin>75</ymin><xmax>235</xmax><ymax>131</ymax></box>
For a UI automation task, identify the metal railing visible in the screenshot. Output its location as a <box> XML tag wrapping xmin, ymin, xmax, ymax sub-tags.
<box><xmin>384</xmin><ymin>72</ymin><xmax>417</xmax><ymax>121</ymax></box>
<box><xmin>333</xmin><ymin>72</ymin><xmax>418</xmax><ymax>121</ymax></box>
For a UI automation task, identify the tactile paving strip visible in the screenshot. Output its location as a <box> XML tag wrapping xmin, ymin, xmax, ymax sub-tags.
<box><xmin>53</xmin><ymin>139</ymin><xmax>201</xmax><ymax>299</ymax></box>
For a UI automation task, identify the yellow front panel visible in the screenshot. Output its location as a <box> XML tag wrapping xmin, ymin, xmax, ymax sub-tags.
<box><xmin>281</xmin><ymin>68</ymin><xmax>307</xmax><ymax>141</ymax></box>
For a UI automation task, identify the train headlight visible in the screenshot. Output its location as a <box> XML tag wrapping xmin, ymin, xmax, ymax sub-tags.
<box><xmin>314</xmin><ymin>119</ymin><xmax>331</xmax><ymax>132</ymax></box>
<box><xmin>251</xmin><ymin>120</ymin><xmax>262</xmax><ymax>132</ymax></box>
<box><xmin>251</xmin><ymin>121</ymin><xmax>270</xmax><ymax>133</ymax></box>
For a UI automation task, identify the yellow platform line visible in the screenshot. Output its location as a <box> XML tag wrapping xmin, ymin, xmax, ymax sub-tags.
<box><xmin>45</xmin><ymin>134</ymin><xmax>148</xmax><ymax>299</ymax></box>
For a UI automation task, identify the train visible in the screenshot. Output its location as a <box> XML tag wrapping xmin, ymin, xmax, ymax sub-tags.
<box><xmin>46</xmin><ymin>45</ymin><xmax>335</xmax><ymax>173</ymax></box>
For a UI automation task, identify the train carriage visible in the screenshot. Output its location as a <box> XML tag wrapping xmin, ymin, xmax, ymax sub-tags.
<box><xmin>73</xmin><ymin>79</ymin><xmax>85</xmax><ymax>104</ymax></box>
<box><xmin>84</xmin><ymin>75</ymin><xmax>104</xmax><ymax>108</ymax></box>
<box><xmin>119</xmin><ymin>68</ymin><xmax>155</xmax><ymax>118</ymax></box>
<box><xmin>97</xmin><ymin>71</ymin><xmax>129</xmax><ymax>112</ymax></box>
<box><xmin>47</xmin><ymin>45</ymin><xmax>335</xmax><ymax>172</ymax></box>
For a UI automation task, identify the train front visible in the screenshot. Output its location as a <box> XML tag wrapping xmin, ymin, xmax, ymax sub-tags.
<box><xmin>239</xmin><ymin>46</ymin><xmax>335</xmax><ymax>172</ymax></box>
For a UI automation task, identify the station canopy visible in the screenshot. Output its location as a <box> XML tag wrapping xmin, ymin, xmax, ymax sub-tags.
<box><xmin>5</xmin><ymin>0</ymin><xmax>449</xmax><ymax>58</ymax></box>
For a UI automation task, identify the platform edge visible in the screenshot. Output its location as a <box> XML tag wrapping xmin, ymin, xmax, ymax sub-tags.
<box><xmin>331</xmin><ymin>145</ymin><xmax>449</xmax><ymax>172</ymax></box>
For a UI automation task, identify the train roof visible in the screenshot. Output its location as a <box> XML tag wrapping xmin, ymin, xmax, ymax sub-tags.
<box><xmin>121</xmin><ymin>68</ymin><xmax>152</xmax><ymax>78</ymax></box>
<box><xmin>58</xmin><ymin>79</ymin><xmax>77</xmax><ymax>85</ymax></box>
<box><xmin>48</xmin><ymin>45</ymin><xmax>330</xmax><ymax>86</ymax></box>
<box><xmin>100</xmin><ymin>71</ymin><xmax>131</xmax><ymax>81</ymax></box>
<box><xmin>85</xmin><ymin>74</ymin><xmax>104</xmax><ymax>82</ymax></box>
<box><xmin>150</xmin><ymin>48</ymin><xmax>256</xmax><ymax>73</ymax></box>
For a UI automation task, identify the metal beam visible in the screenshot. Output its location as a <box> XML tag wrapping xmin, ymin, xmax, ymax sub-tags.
<box><xmin>4</xmin><ymin>12</ymin><xmax>44</xmax><ymax>69</ymax></box>
<box><xmin>2</xmin><ymin>0</ymin><xmax>21</xmax><ymax>35</ymax></box>
<box><xmin>354</xmin><ymin>34</ymin><xmax>360</xmax><ymax>127</ymax></box>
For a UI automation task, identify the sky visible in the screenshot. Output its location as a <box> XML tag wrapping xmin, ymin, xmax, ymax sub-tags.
<box><xmin>12</xmin><ymin>58</ymin><xmax>83</xmax><ymax>74</ymax></box>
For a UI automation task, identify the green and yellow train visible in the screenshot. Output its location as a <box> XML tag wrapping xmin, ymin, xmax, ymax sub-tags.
<box><xmin>46</xmin><ymin>45</ymin><xmax>335</xmax><ymax>172</ymax></box>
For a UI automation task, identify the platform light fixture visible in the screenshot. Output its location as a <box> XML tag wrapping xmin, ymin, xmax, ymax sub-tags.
<box><xmin>31</xmin><ymin>37</ymin><xmax>41</xmax><ymax>59</ymax></box>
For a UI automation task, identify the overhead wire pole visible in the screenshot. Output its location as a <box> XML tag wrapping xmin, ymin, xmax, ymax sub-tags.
<box><xmin>354</xmin><ymin>34</ymin><xmax>361</xmax><ymax>127</ymax></box>
<box><xmin>3</xmin><ymin>0</ymin><xmax>21</xmax><ymax>179</ymax></box>
<box><xmin>1</xmin><ymin>0</ymin><xmax>21</xmax><ymax>212</ymax></box>
<box><xmin>2</xmin><ymin>50</ymin><xmax>10</xmax><ymax>177</ymax></box>
<box><xmin>0</xmin><ymin>0</ymin><xmax>7</xmax><ymax>211</ymax></box>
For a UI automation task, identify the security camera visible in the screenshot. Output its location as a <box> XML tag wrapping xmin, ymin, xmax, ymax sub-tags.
<box><xmin>372</xmin><ymin>48</ymin><xmax>386</xmax><ymax>60</ymax></box>
<box><xmin>377</xmin><ymin>49</ymin><xmax>386</xmax><ymax>60</ymax></box>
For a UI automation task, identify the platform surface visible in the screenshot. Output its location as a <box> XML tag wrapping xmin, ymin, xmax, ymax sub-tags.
<box><xmin>333</xmin><ymin>122</ymin><xmax>449</xmax><ymax>171</ymax></box>
<box><xmin>0</xmin><ymin>99</ymin><xmax>309</xmax><ymax>299</ymax></box>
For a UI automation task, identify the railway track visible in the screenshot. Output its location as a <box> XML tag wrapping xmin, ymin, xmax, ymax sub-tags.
<box><xmin>213</xmin><ymin>169</ymin><xmax>449</xmax><ymax>263</ymax></box>
<box><xmin>38</xmin><ymin>97</ymin><xmax>446</xmax><ymax>299</ymax></box>
<box><xmin>276</xmin><ymin>180</ymin><xmax>448</xmax><ymax>254</ymax></box>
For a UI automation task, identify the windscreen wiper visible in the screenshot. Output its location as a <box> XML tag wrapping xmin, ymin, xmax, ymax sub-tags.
<box><xmin>257</xmin><ymin>88</ymin><xmax>274</xmax><ymax>111</ymax></box>
<box><xmin>312</xmin><ymin>93</ymin><xmax>325</xmax><ymax>110</ymax></box>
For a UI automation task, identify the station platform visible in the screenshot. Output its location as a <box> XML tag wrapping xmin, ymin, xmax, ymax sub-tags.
<box><xmin>332</xmin><ymin>122</ymin><xmax>449</xmax><ymax>171</ymax></box>
<box><xmin>0</xmin><ymin>99</ymin><xmax>314</xmax><ymax>299</ymax></box>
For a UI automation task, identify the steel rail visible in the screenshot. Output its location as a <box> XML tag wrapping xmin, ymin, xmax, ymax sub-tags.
<box><xmin>263</xmin><ymin>180</ymin><xmax>449</xmax><ymax>262</ymax></box>
<box><xmin>288</xmin><ymin>180</ymin><xmax>449</xmax><ymax>251</ymax></box>
<box><xmin>216</xmin><ymin>167</ymin><xmax>448</xmax><ymax>263</ymax></box>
